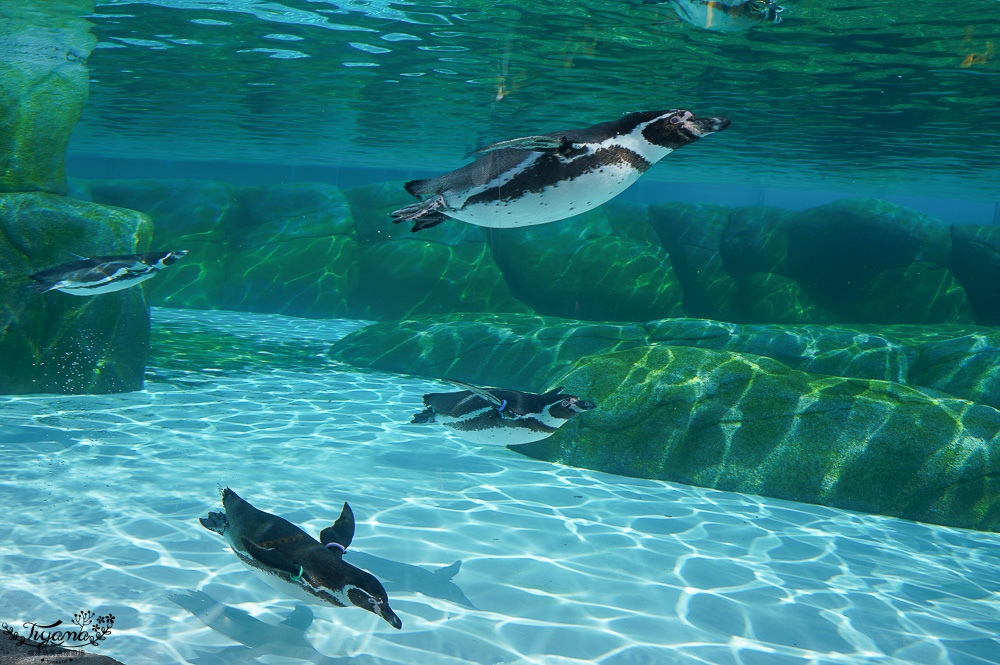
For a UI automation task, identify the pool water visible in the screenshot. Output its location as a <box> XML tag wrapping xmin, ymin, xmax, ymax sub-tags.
<box><xmin>2</xmin><ymin>308</ymin><xmax>998</xmax><ymax>665</ymax></box>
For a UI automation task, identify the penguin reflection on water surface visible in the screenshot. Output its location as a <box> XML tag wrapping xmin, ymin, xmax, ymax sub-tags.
<box><xmin>411</xmin><ymin>380</ymin><xmax>597</xmax><ymax>445</ymax></box>
<box><xmin>644</xmin><ymin>0</ymin><xmax>784</xmax><ymax>31</ymax></box>
<box><xmin>26</xmin><ymin>250</ymin><xmax>188</xmax><ymax>295</ymax></box>
<box><xmin>200</xmin><ymin>488</ymin><xmax>402</xmax><ymax>630</ymax></box>
<box><xmin>390</xmin><ymin>109</ymin><xmax>730</xmax><ymax>231</ymax></box>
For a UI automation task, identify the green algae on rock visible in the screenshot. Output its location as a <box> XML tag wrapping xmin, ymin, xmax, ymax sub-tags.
<box><xmin>514</xmin><ymin>344</ymin><xmax>1000</xmax><ymax>532</ymax></box>
<box><xmin>0</xmin><ymin>0</ymin><xmax>97</xmax><ymax>195</ymax></box>
<box><xmin>330</xmin><ymin>313</ymin><xmax>1000</xmax><ymax>409</ymax></box>
<box><xmin>489</xmin><ymin>207</ymin><xmax>685</xmax><ymax>322</ymax></box>
<box><xmin>0</xmin><ymin>192</ymin><xmax>151</xmax><ymax>394</ymax></box>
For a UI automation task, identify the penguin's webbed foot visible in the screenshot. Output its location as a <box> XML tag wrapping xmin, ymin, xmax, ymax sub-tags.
<box><xmin>411</xmin><ymin>408</ymin><xmax>436</xmax><ymax>424</ymax></box>
<box><xmin>199</xmin><ymin>511</ymin><xmax>228</xmax><ymax>535</ymax></box>
<box><xmin>389</xmin><ymin>194</ymin><xmax>449</xmax><ymax>229</ymax></box>
<box><xmin>410</xmin><ymin>213</ymin><xmax>449</xmax><ymax>232</ymax></box>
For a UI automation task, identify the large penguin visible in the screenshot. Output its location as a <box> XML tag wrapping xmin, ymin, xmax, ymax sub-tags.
<box><xmin>200</xmin><ymin>488</ymin><xmax>402</xmax><ymax>630</ymax></box>
<box><xmin>390</xmin><ymin>109</ymin><xmax>730</xmax><ymax>231</ymax></box>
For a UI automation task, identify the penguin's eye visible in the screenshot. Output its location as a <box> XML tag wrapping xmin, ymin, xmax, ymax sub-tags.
<box><xmin>560</xmin><ymin>399</ymin><xmax>572</xmax><ymax>407</ymax></box>
<box><xmin>669</xmin><ymin>116</ymin><xmax>683</xmax><ymax>125</ymax></box>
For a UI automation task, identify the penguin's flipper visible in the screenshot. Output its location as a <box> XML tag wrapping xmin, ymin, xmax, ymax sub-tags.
<box><xmin>434</xmin><ymin>560</ymin><xmax>462</xmax><ymax>580</ymax></box>
<box><xmin>411</xmin><ymin>408</ymin><xmax>436</xmax><ymax>424</ymax></box>
<box><xmin>319</xmin><ymin>502</ymin><xmax>354</xmax><ymax>552</ymax></box>
<box><xmin>199</xmin><ymin>511</ymin><xmax>229</xmax><ymax>535</ymax></box>
<box><xmin>448</xmin><ymin>380</ymin><xmax>505</xmax><ymax>409</ymax></box>
<box><xmin>467</xmin><ymin>135</ymin><xmax>567</xmax><ymax>157</ymax></box>
<box><xmin>241</xmin><ymin>537</ymin><xmax>301</xmax><ymax>576</ymax></box>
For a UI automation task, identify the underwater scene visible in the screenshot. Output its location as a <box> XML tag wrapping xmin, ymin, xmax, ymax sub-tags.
<box><xmin>2</xmin><ymin>0</ymin><xmax>1000</xmax><ymax>663</ymax></box>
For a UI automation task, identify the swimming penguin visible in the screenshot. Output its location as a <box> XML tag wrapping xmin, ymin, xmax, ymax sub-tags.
<box><xmin>389</xmin><ymin>109</ymin><xmax>730</xmax><ymax>232</ymax></box>
<box><xmin>26</xmin><ymin>250</ymin><xmax>189</xmax><ymax>295</ymax></box>
<box><xmin>410</xmin><ymin>380</ymin><xmax>597</xmax><ymax>445</ymax></box>
<box><xmin>199</xmin><ymin>488</ymin><xmax>402</xmax><ymax>630</ymax></box>
<box><xmin>644</xmin><ymin>0</ymin><xmax>784</xmax><ymax>31</ymax></box>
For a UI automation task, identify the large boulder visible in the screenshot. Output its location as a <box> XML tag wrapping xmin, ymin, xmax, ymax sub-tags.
<box><xmin>489</xmin><ymin>207</ymin><xmax>685</xmax><ymax>322</ymax></box>
<box><xmin>329</xmin><ymin>313</ymin><xmax>649</xmax><ymax>390</ymax></box>
<box><xmin>515</xmin><ymin>344</ymin><xmax>1000</xmax><ymax>532</ymax></box>
<box><xmin>648</xmin><ymin>202</ymin><xmax>740</xmax><ymax>320</ymax></box>
<box><xmin>0</xmin><ymin>193</ymin><xmax>151</xmax><ymax>394</ymax></box>
<box><xmin>0</xmin><ymin>1</ymin><xmax>96</xmax><ymax>194</ymax></box>
<box><xmin>353</xmin><ymin>241</ymin><xmax>530</xmax><ymax>321</ymax></box>
<box><xmin>651</xmin><ymin>199</ymin><xmax>974</xmax><ymax>325</ymax></box>
<box><xmin>950</xmin><ymin>224</ymin><xmax>1000</xmax><ymax>325</ymax></box>
<box><xmin>330</xmin><ymin>313</ymin><xmax>1000</xmax><ymax>410</ymax></box>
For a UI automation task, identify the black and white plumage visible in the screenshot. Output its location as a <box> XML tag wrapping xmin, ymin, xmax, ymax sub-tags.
<box><xmin>26</xmin><ymin>250</ymin><xmax>188</xmax><ymax>296</ymax></box>
<box><xmin>411</xmin><ymin>380</ymin><xmax>597</xmax><ymax>445</ymax></box>
<box><xmin>644</xmin><ymin>0</ymin><xmax>784</xmax><ymax>31</ymax></box>
<box><xmin>199</xmin><ymin>488</ymin><xmax>402</xmax><ymax>630</ymax></box>
<box><xmin>390</xmin><ymin>109</ymin><xmax>730</xmax><ymax>232</ymax></box>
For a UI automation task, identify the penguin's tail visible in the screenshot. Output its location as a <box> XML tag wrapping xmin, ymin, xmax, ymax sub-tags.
<box><xmin>410</xmin><ymin>409</ymin><xmax>436</xmax><ymax>425</ymax></box>
<box><xmin>404</xmin><ymin>178</ymin><xmax>435</xmax><ymax>197</ymax></box>
<box><xmin>199</xmin><ymin>511</ymin><xmax>228</xmax><ymax>535</ymax></box>
<box><xmin>24</xmin><ymin>280</ymin><xmax>55</xmax><ymax>295</ymax></box>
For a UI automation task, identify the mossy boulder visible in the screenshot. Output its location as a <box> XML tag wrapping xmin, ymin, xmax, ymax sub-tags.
<box><xmin>651</xmin><ymin>198</ymin><xmax>974</xmax><ymax>325</ymax></box>
<box><xmin>515</xmin><ymin>344</ymin><xmax>1000</xmax><ymax>531</ymax></box>
<box><xmin>353</xmin><ymin>241</ymin><xmax>530</xmax><ymax>320</ymax></box>
<box><xmin>0</xmin><ymin>1</ymin><xmax>96</xmax><ymax>194</ymax></box>
<box><xmin>329</xmin><ymin>313</ymin><xmax>649</xmax><ymax>390</ymax></box>
<box><xmin>777</xmin><ymin>198</ymin><xmax>972</xmax><ymax>324</ymax></box>
<box><xmin>0</xmin><ymin>192</ymin><xmax>151</xmax><ymax>394</ymax></box>
<box><xmin>950</xmin><ymin>224</ymin><xmax>1000</xmax><ymax>326</ymax></box>
<box><xmin>648</xmin><ymin>202</ymin><xmax>740</xmax><ymax>320</ymax></box>
<box><xmin>489</xmin><ymin>209</ymin><xmax>684</xmax><ymax>322</ymax></box>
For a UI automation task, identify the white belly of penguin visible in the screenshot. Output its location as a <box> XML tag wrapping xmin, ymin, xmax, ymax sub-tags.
<box><xmin>437</xmin><ymin>408</ymin><xmax>566</xmax><ymax>445</ymax></box>
<box><xmin>449</xmin><ymin>162</ymin><xmax>644</xmax><ymax>229</ymax></box>
<box><xmin>235</xmin><ymin>550</ymin><xmax>350</xmax><ymax>607</ymax></box>
<box><xmin>58</xmin><ymin>271</ymin><xmax>156</xmax><ymax>295</ymax></box>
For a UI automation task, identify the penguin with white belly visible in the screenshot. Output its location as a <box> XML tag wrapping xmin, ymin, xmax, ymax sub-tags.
<box><xmin>200</xmin><ymin>488</ymin><xmax>402</xmax><ymax>630</ymax></box>
<box><xmin>26</xmin><ymin>250</ymin><xmax>188</xmax><ymax>295</ymax></box>
<box><xmin>411</xmin><ymin>380</ymin><xmax>597</xmax><ymax>445</ymax></box>
<box><xmin>390</xmin><ymin>109</ymin><xmax>730</xmax><ymax>231</ymax></box>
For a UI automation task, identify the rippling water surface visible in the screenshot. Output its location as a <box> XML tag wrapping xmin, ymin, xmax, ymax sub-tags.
<box><xmin>73</xmin><ymin>0</ymin><xmax>1000</xmax><ymax>199</ymax></box>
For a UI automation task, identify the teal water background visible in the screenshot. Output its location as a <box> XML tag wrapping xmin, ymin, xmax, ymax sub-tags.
<box><xmin>6</xmin><ymin>1</ymin><xmax>1000</xmax><ymax>663</ymax></box>
<box><xmin>73</xmin><ymin>0</ymin><xmax>1000</xmax><ymax>204</ymax></box>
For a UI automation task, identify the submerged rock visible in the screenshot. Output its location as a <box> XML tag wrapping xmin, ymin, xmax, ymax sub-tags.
<box><xmin>0</xmin><ymin>0</ymin><xmax>97</xmax><ymax>194</ymax></box>
<box><xmin>514</xmin><ymin>344</ymin><xmax>1000</xmax><ymax>532</ymax></box>
<box><xmin>950</xmin><ymin>224</ymin><xmax>1000</xmax><ymax>326</ymax></box>
<box><xmin>332</xmin><ymin>312</ymin><xmax>1000</xmax><ymax>530</ymax></box>
<box><xmin>650</xmin><ymin>198</ymin><xmax>975</xmax><ymax>325</ymax></box>
<box><xmin>0</xmin><ymin>192</ymin><xmax>151</xmax><ymax>394</ymax></box>
<box><xmin>489</xmin><ymin>209</ymin><xmax>685</xmax><ymax>322</ymax></box>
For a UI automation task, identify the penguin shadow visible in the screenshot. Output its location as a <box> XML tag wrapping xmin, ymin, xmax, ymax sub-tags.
<box><xmin>343</xmin><ymin>552</ymin><xmax>478</xmax><ymax>611</ymax></box>
<box><xmin>168</xmin><ymin>590</ymin><xmax>357</xmax><ymax>664</ymax></box>
<box><xmin>169</xmin><ymin>555</ymin><xmax>476</xmax><ymax>662</ymax></box>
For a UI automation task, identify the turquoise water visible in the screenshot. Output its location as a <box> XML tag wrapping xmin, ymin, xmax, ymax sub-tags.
<box><xmin>73</xmin><ymin>0</ymin><xmax>1000</xmax><ymax>201</ymax></box>
<box><xmin>4</xmin><ymin>0</ymin><xmax>1000</xmax><ymax>663</ymax></box>
<box><xmin>1</xmin><ymin>308</ymin><xmax>998</xmax><ymax>664</ymax></box>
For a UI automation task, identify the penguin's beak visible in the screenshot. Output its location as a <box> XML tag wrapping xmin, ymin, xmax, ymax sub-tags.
<box><xmin>379</xmin><ymin>605</ymin><xmax>403</xmax><ymax>630</ymax></box>
<box><xmin>686</xmin><ymin>115</ymin><xmax>731</xmax><ymax>137</ymax></box>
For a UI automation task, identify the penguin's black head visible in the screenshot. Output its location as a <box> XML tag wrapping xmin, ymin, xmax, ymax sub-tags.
<box><xmin>143</xmin><ymin>249</ymin><xmax>189</xmax><ymax>269</ymax></box>
<box><xmin>642</xmin><ymin>109</ymin><xmax>731</xmax><ymax>148</ymax></box>
<box><xmin>346</xmin><ymin>569</ymin><xmax>403</xmax><ymax>629</ymax></box>
<box><xmin>544</xmin><ymin>389</ymin><xmax>598</xmax><ymax>420</ymax></box>
<box><xmin>160</xmin><ymin>250</ymin><xmax>189</xmax><ymax>265</ymax></box>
